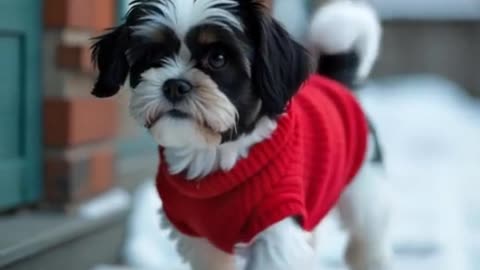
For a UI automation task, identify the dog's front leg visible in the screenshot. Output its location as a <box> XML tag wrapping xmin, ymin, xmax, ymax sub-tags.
<box><xmin>175</xmin><ymin>233</ymin><xmax>236</xmax><ymax>270</ymax></box>
<box><xmin>160</xmin><ymin>211</ymin><xmax>236</xmax><ymax>270</ymax></box>
<box><xmin>246</xmin><ymin>218</ymin><xmax>315</xmax><ymax>270</ymax></box>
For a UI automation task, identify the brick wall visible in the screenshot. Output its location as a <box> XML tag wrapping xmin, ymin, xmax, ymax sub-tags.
<box><xmin>43</xmin><ymin>0</ymin><xmax>119</xmax><ymax>207</ymax></box>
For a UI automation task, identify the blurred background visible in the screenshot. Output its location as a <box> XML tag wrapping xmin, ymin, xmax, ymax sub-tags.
<box><xmin>0</xmin><ymin>0</ymin><xmax>479</xmax><ymax>270</ymax></box>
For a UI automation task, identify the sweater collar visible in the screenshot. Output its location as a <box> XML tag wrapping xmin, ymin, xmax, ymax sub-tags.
<box><xmin>157</xmin><ymin>107</ymin><xmax>297</xmax><ymax>199</ymax></box>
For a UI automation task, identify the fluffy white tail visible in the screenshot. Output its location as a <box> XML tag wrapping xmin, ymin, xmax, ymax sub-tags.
<box><xmin>309</xmin><ymin>0</ymin><xmax>382</xmax><ymax>83</ymax></box>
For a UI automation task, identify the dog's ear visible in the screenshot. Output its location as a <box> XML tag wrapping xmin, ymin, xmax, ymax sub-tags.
<box><xmin>249</xmin><ymin>5</ymin><xmax>310</xmax><ymax>116</ymax></box>
<box><xmin>91</xmin><ymin>25</ymin><xmax>130</xmax><ymax>98</ymax></box>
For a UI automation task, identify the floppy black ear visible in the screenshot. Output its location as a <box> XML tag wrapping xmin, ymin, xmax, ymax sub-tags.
<box><xmin>91</xmin><ymin>25</ymin><xmax>129</xmax><ymax>98</ymax></box>
<box><xmin>250</xmin><ymin>9</ymin><xmax>310</xmax><ymax>116</ymax></box>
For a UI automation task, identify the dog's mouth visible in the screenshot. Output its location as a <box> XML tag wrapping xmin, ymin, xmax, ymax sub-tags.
<box><xmin>145</xmin><ymin>109</ymin><xmax>190</xmax><ymax>129</ymax></box>
<box><xmin>167</xmin><ymin>109</ymin><xmax>189</xmax><ymax>119</ymax></box>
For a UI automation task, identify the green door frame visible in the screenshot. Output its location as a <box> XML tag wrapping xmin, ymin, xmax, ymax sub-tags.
<box><xmin>0</xmin><ymin>0</ymin><xmax>42</xmax><ymax>210</ymax></box>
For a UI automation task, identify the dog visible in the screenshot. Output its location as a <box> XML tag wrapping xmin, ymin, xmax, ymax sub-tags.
<box><xmin>91</xmin><ymin>0</ymin><xmax>392</xmax><ymax>269</ymax></box>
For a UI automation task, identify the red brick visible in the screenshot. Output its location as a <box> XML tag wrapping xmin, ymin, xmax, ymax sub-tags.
<box><xmin>44</xmin><ymin>97</ymin><xmax>119</xmax><ymax>147</ymax></box>
<box><xmin>44</xmin><ymin>157</ymin><xmax>70</xmax><ymax>204</ymax></box>
<box><xmin>44</xmin><ymin>0</ymin><xmax>68</xmax><ymax>28</ymax></box>
<box><xmin>44</xmin><ymin>145</ymin><xmax>116</xmax><ymax>205</ymax></box>
<box><xmin>57</xmin><ymin>44</ymin><xmax>94</xmax><ymax>74</ymax></box>
<box><xmin>92</xmin><ymin>0</ymin><xmax>116</xmax><ymax>32</ymax></box>
<box><xmin>44</xmin><ymin>0</ymin><xmax>115</xmax><ymax>31</ymax></box>
<box><xmin>89</xmin><ymin>148</ymin><xmax>114</xmax><ymax>194</ymax></box>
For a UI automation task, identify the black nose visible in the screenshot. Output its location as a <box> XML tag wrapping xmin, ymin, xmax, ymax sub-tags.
<box><xmin>163</xmin><ymin>79</ymin><xmax>192</xmax><ymax>103</ymax></box>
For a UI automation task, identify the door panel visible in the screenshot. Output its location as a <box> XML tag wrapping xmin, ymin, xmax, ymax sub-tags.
<box><xmin>0</xmin><ymin>36</ymin><xmax>22</xmax><ymax>160</ymax></box>
<box><xmin>0</xmin><ymin>161</ymin><xmax>23</xmax><ymax>208</ymax></box>
<box><xmin>0</xmin><ymin>0</ymin><xmax>41</xmax><ymax>210</ymax></box>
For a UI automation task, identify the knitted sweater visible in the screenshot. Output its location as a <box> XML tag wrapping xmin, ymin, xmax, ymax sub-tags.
<box><xmin>156</xmin><ymin>75</ymin><xmax>368</xmax><ymax>254</ymax></box>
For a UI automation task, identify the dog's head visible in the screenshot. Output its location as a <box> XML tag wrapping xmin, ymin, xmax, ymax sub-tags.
<box><xmin>91</xmin><ymin>0</ymin><xmax>309</xmax><ymax>148</ymax></box>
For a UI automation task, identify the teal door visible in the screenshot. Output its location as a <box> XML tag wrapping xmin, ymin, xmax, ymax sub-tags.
<box><xmin>0</xmin><ymin>1</ymin><xmax>41</xmax><ymax>210</ymax></box>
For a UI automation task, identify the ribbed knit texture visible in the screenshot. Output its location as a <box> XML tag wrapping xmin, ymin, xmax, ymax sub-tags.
<box><xmin>156</xmin><ymin>75</ymin><xmax>369</xmax><ymax>254</ymax></box>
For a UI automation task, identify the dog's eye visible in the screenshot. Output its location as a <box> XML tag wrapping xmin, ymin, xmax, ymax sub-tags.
<box><xmin>206</xmin><ymin>49</ymin><xmax>227</xmax><ymax>70</ymax></box>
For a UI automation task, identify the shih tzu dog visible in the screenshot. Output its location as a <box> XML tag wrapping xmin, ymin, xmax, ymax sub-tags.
<box><xmin>91</xmin><ymin>0</ymin><xmax>391</xmax><ymax>269</ymax></box>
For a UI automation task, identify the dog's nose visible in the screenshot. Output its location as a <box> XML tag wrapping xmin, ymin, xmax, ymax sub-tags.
<box><xmin>162</xmin><ymin>79</ymin><xmax>192</xmax><ymax>103</ymax></box>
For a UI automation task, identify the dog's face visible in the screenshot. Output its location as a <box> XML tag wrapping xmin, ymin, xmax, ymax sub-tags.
<box><xmin>92</xmin><ymin>0</ymin><xmax>309</xmax><ymax>148</ymax></box>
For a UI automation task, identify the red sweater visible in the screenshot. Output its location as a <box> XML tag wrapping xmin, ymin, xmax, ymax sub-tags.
<box><xmin>156</xmin><ymin>75</ymin><xmax>368</xmax><ymax>254</ymax></box>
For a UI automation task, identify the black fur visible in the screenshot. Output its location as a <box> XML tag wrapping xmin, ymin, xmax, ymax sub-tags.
<box><xmin>90</xmin><ymin>0</ymin><xmax>171</xmax><ymax>98</ymax></box>
<box><xmin>128</xmin><ymin>29</ymin><xmax>181</xmax><ymax>88</ymax></box>
<box><xmin>367</xmin><ymin>119</ymin><xmax>384</xmax><ymax>164</ymax></box>
<box><xmin>242</xmin><ymin>2</ymin><xmax>310</xmax><ymax>116</ymax></box>
<box><xmin>317</xmin><ymin>51</ymin><xmax>360</xmax><ymax>89</ymax></box>
<box><xmin>91</xmin><ymin>26</ymin><xmax>130</xmax><ymax>98</ymax></box>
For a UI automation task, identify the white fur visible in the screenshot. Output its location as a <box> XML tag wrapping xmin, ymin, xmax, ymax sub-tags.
<box><xmin>131</xmin><ymin>0</ymin><xmax>242</xmax><ymax>39</ymax></box>
<box><xmin>175</xmin><ymin>235</ymin><xmax>236</xmax><ymax>270</ymax></box>
<box><xmin>245</xmin><ymin>218</ymin><xmax>315</xmax><ymax>270</ymax></box>
<box><xmin>185</xmin><ymin>70</ymin><xmax>239</xmax><ymax>133</ymax></box>
<box><xmin>309</xmin><ymin>0</ymin><xmax>382</xmax><ymax>80</ymax></box>
<box><xmin>163</xmin><ymin>116</ymin><xmax>277</xmax><ymax>179</ymax></box>
<box><xmin>150</xmin><ymin>117</ymin><xmax>222</xmax><ymax>148</ymax></box>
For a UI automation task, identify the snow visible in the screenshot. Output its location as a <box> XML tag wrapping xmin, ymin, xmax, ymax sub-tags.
<box><xmin>78</xmin><ymin>188</ymin><xmax>131</xmax><ymax>220</ymax></box>
<box><xmin>357</xmin><ymin>75</ymin><xmax>480</xmax><ymax>270</ymax></box>
<box><xmin>113</xmin><ymin>75</ymin><xmax>480</xmax><ymax>270</ymax></box>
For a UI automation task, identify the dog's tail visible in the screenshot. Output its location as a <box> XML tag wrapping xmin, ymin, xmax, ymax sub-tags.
<box><xmin>309</xmin><ymin>0</ymin><xmax>381</xmax><ymax>88</ymax></box>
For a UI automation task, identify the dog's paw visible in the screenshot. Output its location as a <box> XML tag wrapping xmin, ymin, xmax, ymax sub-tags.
<box><xmin>245</xmin><ymin>218</ymin><xmax>316</xmax><ymax>270</ymax></box>
<box><xmin>246</xmin><ymin>237</ymin><xmax>315</xmax><ymax>270</ymax></box>
<box><xmin>346</xmin><ymin>239</ymin><xmax>393</xmax><ymax>270</ymax></box>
